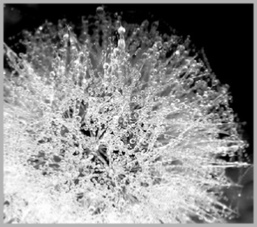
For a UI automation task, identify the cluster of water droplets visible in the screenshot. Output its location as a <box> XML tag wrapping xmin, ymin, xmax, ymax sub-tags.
<box><xmin>3</xmin><ymin>7</ymin><xmax>249</xmax><ymax>223</ymax></box>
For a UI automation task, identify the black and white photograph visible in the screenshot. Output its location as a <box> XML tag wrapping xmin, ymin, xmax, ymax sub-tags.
<box><xmin>3</xmin><ymin>2</ymin><xmax>254</xmax><ymax>224</ymax></box>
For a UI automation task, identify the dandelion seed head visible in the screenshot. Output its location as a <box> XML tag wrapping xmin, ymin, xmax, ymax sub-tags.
<box><xmin>3</xmin><ymin>6</ymin><xmax>249</xmax><ymax>224</ymax></box>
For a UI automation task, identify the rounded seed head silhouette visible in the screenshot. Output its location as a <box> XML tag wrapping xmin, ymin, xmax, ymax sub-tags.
<box><xmin>4</xmin><ymin>6</ymin><xmax>250</xmax><ymax>223</ymax></box>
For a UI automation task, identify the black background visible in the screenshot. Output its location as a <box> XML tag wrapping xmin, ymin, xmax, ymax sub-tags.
<box><xmin>3</xmin><ymin>4</ymin><xmax>254</xmax><ymax>223</ymax></box>
<box><xmin>4</xmin><ymin>4</ymin><xmax>253</xmax><ymax>162</ymax></box>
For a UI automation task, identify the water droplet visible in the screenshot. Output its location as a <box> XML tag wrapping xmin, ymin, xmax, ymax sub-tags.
<box><xmin>154</xmin><ymin>41</ymin><xmax>162</xmax><ymax>50</ymax></box>
<box><xmin>96</xmin><ymin>6</ymin><xmax>105</xmax><ymax>16</ymax></box>
<box><xmin>175</xmin><ymin>50</ymin><xmax>180</xmax><ymax>55</ymax></box>
<box><xmin>118</xmin><ymin>26</ymin><xmax>126</xmax><ymax>35</ymax></box>
<box><xmin>63</xmin><ymin>33</ymin><xmax>69</xmax><ymax>41</ymax></box>
<box><xmin>103</xmin><ymin>63</ymin><xmax>109</xmax><ymax>70</ymax></box>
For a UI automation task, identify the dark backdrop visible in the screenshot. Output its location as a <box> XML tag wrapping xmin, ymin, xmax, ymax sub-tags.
<box><xmin>4</xmin><ymin>4</ymin><xmax>253</xmax><ymax>160</ymax></box>
<box><xmin>4</xmin><ymin>4</ymin><xmax>253</xmax><ymax>162</ymax></box>
<box><xmin>3</xmin><ymin>4</ymin><xmax>254</xmax><ymax>223</ymax></box>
